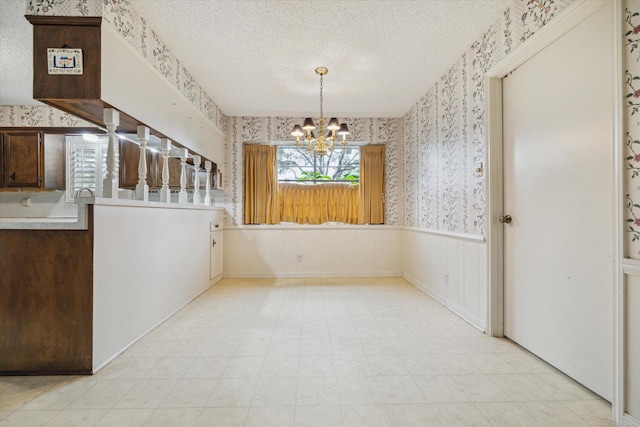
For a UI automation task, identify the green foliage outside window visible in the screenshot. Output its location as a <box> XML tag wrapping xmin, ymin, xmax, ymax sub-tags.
<box><xmin>277</xmin><ymin>146</ymin><xmax>360</xmax><ymax>184</ymax></box>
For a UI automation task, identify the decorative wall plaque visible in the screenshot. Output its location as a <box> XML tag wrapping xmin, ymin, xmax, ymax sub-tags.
<box><xmin>47</xmin><ymin>48</ymin><xmax>83</xmax><ymax>75</ymax></box>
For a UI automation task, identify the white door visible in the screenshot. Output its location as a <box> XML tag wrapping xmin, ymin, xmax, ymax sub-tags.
<box><xmin>502</xmin><ymin>4</ymin><xmax>613</xmax><ymax>399</ymax></box>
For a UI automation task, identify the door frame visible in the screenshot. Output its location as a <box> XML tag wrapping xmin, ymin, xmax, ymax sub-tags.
<box><xmin>484</xmin><ymin>0</ymin><xmax>623</xmax><ymax>423</ymax></box>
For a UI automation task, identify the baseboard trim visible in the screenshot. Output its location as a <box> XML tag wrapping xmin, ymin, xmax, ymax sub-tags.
<box><xmin>624</xmin><ymin>413</ymin><xmax>640</xmax><ymax>427</ymax></box>
<box><xmin>92</xmin><ymin>277</ymin><xmax>221</xmax><ymax>373</ymax></box>
<box><xmin>403</xmin><ymin>273</ymin><xmax>486</xmax><ymax>332</ymax></box>
<box><xmin>222</xmin><ymin>271</ymin><xmax>402</xmax><ymax>278</ymax></box>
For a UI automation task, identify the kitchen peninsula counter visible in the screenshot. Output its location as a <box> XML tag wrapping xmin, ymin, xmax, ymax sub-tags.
<box><xmin>0</xmin><ymin>198</ymin><xmax>224</xmax><ymax>374</ymax></box>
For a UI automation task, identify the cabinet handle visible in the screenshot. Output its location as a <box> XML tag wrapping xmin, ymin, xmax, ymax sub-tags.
<box><xmin>212</xmin><ymin>238</ymin><xmax>217</xmax><ymax>248</ymax></box>
<box><xmin>9</xmin><ymin>172</ymin><xmax>16</xmax><ymax>181</ymax></box>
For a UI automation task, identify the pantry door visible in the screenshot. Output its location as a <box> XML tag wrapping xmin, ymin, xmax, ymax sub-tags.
<box><xmin>502</xmin><ymin>3</ymin><xmax>613</xmax><ymax>399</ymax></box>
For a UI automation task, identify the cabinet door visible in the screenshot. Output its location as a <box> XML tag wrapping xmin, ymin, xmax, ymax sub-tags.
<box><xmin>167</xmin><ymin>158</ymin><xmax>197</xmax><ymax>189</ymax></box>
<box><xmin>3</xmin><ymin>131</ymin><xmax>43</xmax><ymax>188</ymax></box>
<box><xmin>119</xmin><ymin>140</ymin><xmax>153</xmax><ymax>189</ymax></box>
<box><xmin>187</xmin><ymin>167</ymin><xmax>208</xmax><ymax>189</ymax></box>
<box><xmin>0</xmin><ymin>133</ymin><xmax>4</xmax><ymax>187</ymax></box>
<box><xmin>197</xmin><ymin>170</ymin><xmax>208</xmax><ymax>189</ymax></box>
<box><xmin>210</xmin><ymin>231</ymin><xmax>223</xmax><ymax>280</ymax></box>
<box><xmin>147</xmin><ymin>151</ymin><xmax>161</xmax><ymax>188</ymax></box>
<box><xmin>168</xmin><ymin>157</ymin><xmax>183</xmax><ymax>188</ymax></box>
<box><xmin>43</xmin><ymin>133</ymin><xmax>65</xmax><ymax>190</ymax></box>
<box><xmin>151</xmin><ymin>153</ymin><xmax>175</xmax><ymax>189</ymax></box>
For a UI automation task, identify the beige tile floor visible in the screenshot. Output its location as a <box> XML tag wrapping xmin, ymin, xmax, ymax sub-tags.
<box><xmin>0</xmin><ymin>277</ymin><xmax>614</xmax><ymax>426</ymax></box>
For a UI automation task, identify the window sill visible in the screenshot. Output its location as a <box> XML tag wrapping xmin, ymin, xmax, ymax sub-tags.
<box><xmin>228</xmin><ymin>223</ymin><xmax>399</xmax><ymax>231</ymax></box>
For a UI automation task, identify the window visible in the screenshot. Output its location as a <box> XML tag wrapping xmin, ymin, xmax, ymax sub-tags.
<box><xmin>277</xmin><ymin>145</ymin><xmax>359</xmax><ymax>184</ymax></box>
<box><xmin>65</xmin><ymin>135</ymin><xmax>118</xmax><ymax>200</ymax></box>
<box><xmin>244</xmin><ymin>144</ymin><xmax>384</xmax><ymax>225</ymax></box>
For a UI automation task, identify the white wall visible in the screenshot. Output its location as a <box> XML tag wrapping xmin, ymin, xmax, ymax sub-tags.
<box><xmin>92</xmin><ymin>204</ymin><xmax>223</xmax><ymax>370</ymax></box>
<box><xmin>402</xmin><ymin>228</ymin><xmax>487</xmax><ymax>330</ymax></box>
<box><xmin>224</xmin><ymin>226</ymin><xmax>402</xmax><ymax>277</ymax></box>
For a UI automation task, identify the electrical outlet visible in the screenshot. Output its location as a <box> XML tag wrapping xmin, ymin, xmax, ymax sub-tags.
<box><xmin>297</xmin><ymin>255</ymin><xmax>303</xmax><ymax>263</ymax></box>
<box><xmin>444</xmin><ymin>273</ymin><xmax>449</xmax><ymax>285</ymax></box>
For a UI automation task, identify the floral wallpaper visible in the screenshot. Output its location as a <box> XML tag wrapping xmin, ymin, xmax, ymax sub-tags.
<box><xmin>224</xmin><ymin>117</ymin><xmax>402</xmax><ymax>227</ymax></box>
<box><xmin>24</xmin><ymin>0</ymin><xmax>227</xmax><ymax>134</ymax></box>
<box><xmin>0</xmin><ymin>105</ymin><xmax>95</xmax><ymax>128</ymax></box>
<box><xmin>402</xmin><ymin>0</ymin><xmax>574</xmax><ymax>237</ymax></box>
<box><xmin>625</xmin><ymin>1</ymin><xmax>640</xmax><ymax>258</ymax></box>
<box><xmin>26</xmin><ymin>0</ymin><xmax>101</xmax><ymax>16</ymax></box>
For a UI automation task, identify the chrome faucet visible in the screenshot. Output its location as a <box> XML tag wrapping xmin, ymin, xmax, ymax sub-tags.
<box><xmin>75</xmin><ymin>188</ymin><xmax>94</xmax><ymax>197</ymax></box>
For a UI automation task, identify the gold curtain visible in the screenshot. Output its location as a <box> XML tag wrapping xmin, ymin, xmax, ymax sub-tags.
<box><xmin>358</xmin><ymin>145</ymin><xmax>385</xmax><ymax>224</ymax></box>
<box><xmin>243</xmin><ymin>144</ymin><xmax>280</xmax><ymax>224</ymax></box>
<box><xmin>279</xmin><ymin>182</ymin><xmax>359</xmax><ymax>224</ymax></box>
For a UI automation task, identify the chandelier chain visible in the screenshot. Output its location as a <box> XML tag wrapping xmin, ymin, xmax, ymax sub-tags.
<box><xmin>319</xmin><ymin>73</ymin><xmax>324</xmax><ymax>119</ymax></box>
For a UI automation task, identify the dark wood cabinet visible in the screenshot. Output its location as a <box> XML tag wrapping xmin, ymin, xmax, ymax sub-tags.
<box><xmin>168</xmin><ymin>157</ymin><xmax>185</xmax><ymax>189</ymax></box>
<box><xmin>199</xmin><ymin>170</ymin><xmax>208</xmax><ymax>189</ymax></box>
<box><xmin>0</xmin><ymin>133</ymin><xmax>4</xmax><ymax>188</ymax></box>
<box><xmin>43</xmin><ymin>134</ymin><xmax>66</xmax><ymax>190</ymax></box>
<box><xmin>148</xmin><ymin>151</ymin><xmax>162</xmax><ymax>188</ymax></box>
<box><xmin>117</xmin><ymin>142</ymin><xmax>218</xmax><ymax>191</ymax></box>
<box><xmin>0</xmin><ymin>128</ymin><xmax>95</xmax><ymax>191</ymax></box>
<box><xmin>2</xmin><ymin>131</ymin><xmax>43</xmax><ymax>189</ymax></box>
<box><xmin>187</xmin><ymin>167</ymin><xmax>207</xmax><ymax>190</ymax></box>
<box><xmin>118</xmin><ymin>140</ymin><xmax>154</xmax><ymax>189</ymax></box>
<box><xmin>149</xmin><ymin>154</ymin><xmax>179</xmax><ymax>189</ymax></box>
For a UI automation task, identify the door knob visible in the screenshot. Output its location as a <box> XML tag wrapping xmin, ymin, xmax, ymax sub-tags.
<box><xmin>499</xmin><ymin>215</ymin><xmax>512</xmax><ymax>224</ymax></box>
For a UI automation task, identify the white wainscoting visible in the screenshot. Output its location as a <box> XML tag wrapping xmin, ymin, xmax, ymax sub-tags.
<box><xmin>622</xmin><ymin>260</ymin><xmax>640</xmax><ymax>425</ymax></box>
<box><xmin>224</xmin><ymin>225</ymin><xmax>402</xmax><ymax>277</ymax></box>
<box><xmin>92</xmin><ymin>203</ymin><xmax>224</xmax><ymax>371</ymax></box>
<box><xmin>402</xmin><ymin>227</ymin><xmax>487</xmax><ymax>331</ymax></box>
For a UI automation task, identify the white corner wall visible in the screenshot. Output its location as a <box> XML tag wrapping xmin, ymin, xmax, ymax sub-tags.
<box><xmin>92</xmin><ymin>204</ymin><xmax>223</xmax><ymax>370</ymax></box>
<box><xmin>402</xmin><ymin>228</ymin><xmax>487</xmax><ymax>330</ymax></box>
<box><xmin>224</xmin><ymin>226</ymin><xmax>402</xmax><ymax>277</ymax></box>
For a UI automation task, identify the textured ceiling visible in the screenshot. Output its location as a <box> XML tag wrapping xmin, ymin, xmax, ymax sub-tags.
<box><xmin>0</xmin><ymin>0</ymin><xmax>37</xmax><ymax>107</ymax></box>
<box><xmin>0</xmin><ymin>0</ymin><xmax>513</xmax><ymax>118</ymax></box>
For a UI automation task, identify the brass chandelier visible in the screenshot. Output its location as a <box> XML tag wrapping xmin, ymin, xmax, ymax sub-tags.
<box><xmin>291</xmin><ymin>67</ymin><xmax>349</xmax><ymax>157</ymax></box>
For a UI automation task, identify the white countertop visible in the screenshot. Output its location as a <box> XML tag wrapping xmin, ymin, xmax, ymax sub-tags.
<box><xmin>0</xmin><ymin>197</ymin><xmax>224</xmax><ymax>230</ymax></box>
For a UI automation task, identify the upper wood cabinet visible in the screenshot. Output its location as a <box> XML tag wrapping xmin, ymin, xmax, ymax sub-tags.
<box><xmin>168</xmin><ymin>157</ymin><xmax>186</xmax><ymax>189</ymax></box>
<box><xmin>0</xmin><ymin>133</ymin><xmax>3</xmax><ymax>187</ymax></box>
<box><xmin>118</xmin><ymin>140</ymin><xmax>154</xmax><ymax>189</ymax></box>
<box><xmin>117</xmin><ymin>141</ymin><xmax>218</xmax><ymax>191</ymax></box>
<box><xmin>178</xmin><ymin>161</ymin><xmax>213</xmax><ymax>190</ymax></box>
<box><xmin>163</xmin><ymin>158</ymin><xmax>208</xmax><ymax>189</ymax></box>
<box><xmin>0</xmin><ymin>129</ymin><xmax>70</xmax><ymax>191</ymax></box>
<box><xmin>2</xmin><ymin>131</ymin><xmax>43</xmax><ymax>189</ymax></box>
<box><xmin>200</xmin><ymin>169</ymin><xmax>209</xmax><ymax>189</ymax></box>
<box><xmin>43</xmin><ymin>134</ymin><xmax>66</xmax><ymax>190</ymax></box>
